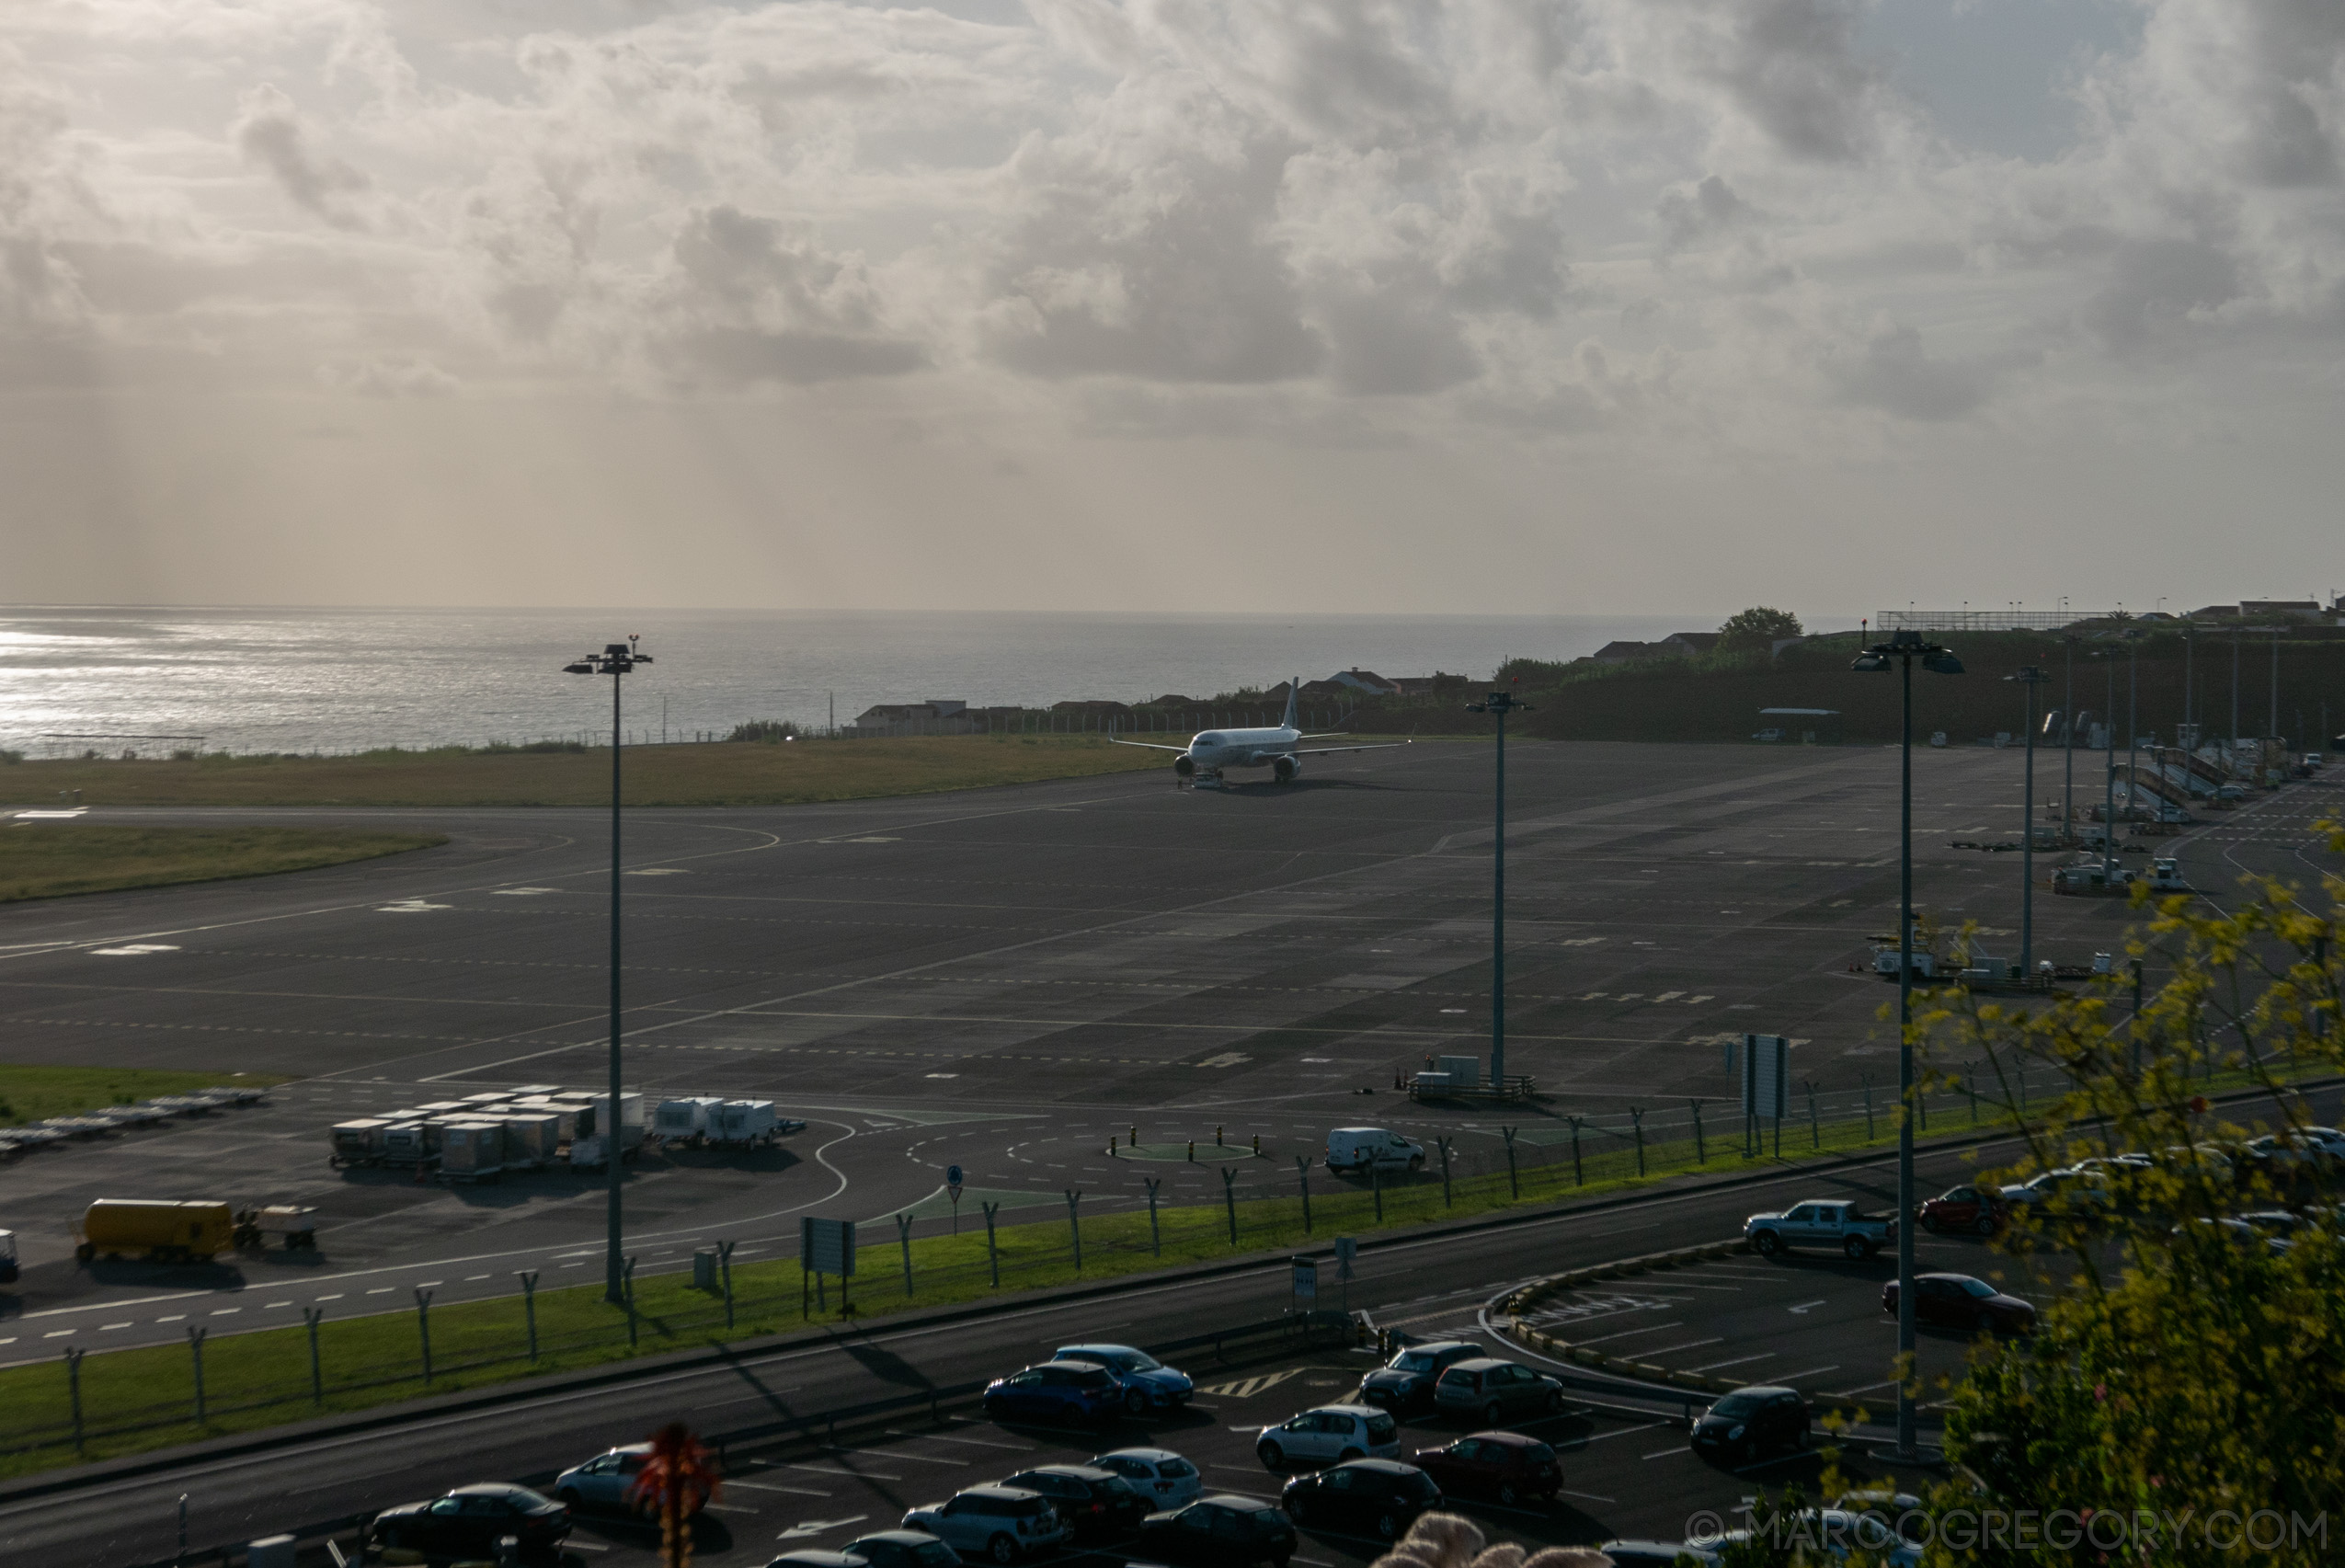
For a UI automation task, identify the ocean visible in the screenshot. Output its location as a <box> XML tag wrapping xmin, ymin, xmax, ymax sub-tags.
<box><xmin>0</xmin><ymin>606</ymin><xmax>1765</xmax><ymax>757</ymax></box>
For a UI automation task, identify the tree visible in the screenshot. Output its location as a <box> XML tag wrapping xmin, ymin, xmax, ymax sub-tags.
<box><xmin>1904</xmin><ymin>824</ymin><xmax>2343</xmax><ymax>1565</ymax></box>
<box><xmin>629</xmin><ymin>1421</ymin><xmax>721</xmax><ymax>1568</ymax></box>
<box><xmin>1717</xmin><ymin>607</ymin><xmax>1803</xmax><ymax>650</ymax></box>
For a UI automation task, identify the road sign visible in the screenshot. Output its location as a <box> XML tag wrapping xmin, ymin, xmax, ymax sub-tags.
<box><xmin>1741</xmin><ymin>1034</ymin><xmax>1790</xmax><ymax>1120</ymax></box>
<box><xmin>1290</xmin><ymin>1257</ymin><xmax>1318</xmax><ymax>1305</ymax></box>
<box><xmin>1333</xmin><ymin>1237</ymin><xmax>1356</xmax><ymax>1280</ymax></box>
<box><xmin>946</xmin><ymin>1164</ymin><xmax>963</xmax><ymax>1198</ymax></box>
<box><xmin>802</xmin><ymin>1217</ymin><xmax>856</xmax><ymax>1278</ymax></box>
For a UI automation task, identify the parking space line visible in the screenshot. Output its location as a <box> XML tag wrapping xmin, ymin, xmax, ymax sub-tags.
<box><xmin>854</xmin><ymin>1448</ymin><xmax>970</xmax><ymax>1466</ymax></box>
<box><xmin>1567</xmin><ymin>1422</ymin><xmax>1672</xmax><ymax>1445</ymax></box>
<box><xmin>1641</xmin><ymin>1443</ymin><xmax>1694</xmax><ymax>1460</ymax></box>
<box><xmin>1777</xmin><ymin>1364</ymin><xmax>1841</xmax><ymax>1381</ymax></box>
<box><xmin>772</xmin><ymin>1463</ymin><xmax>904</xmax><ymax>1481</ymax></box>
<box><xmin>1642</xmin><ymin>1337</ymin><xmax>1724</xmax><ymax>1357</ymax></box>
<box><xmin>884</xmin><ymin>1429</ymin><xmax>1031</xmax><ymax>1450</ymax></box>
<box><xmin>1561</xmin><ymin>1489</ymin><xmax>1617</xmax><ymax>1504</ymax></box>
<box><xmin>1685</xmin><ymin>1352</ymin><xmax>1774</xmax><ymax>1373</ymax></box>
<box><xmin>1576</xmin><ymin>1322</ymin><xmax>1682</xmax><ymax>1346</ymax></box>
<box><xmin>727</xmin><ymin>1481</ymin><xmax>831</xmax><ymax>1497</ymax></box>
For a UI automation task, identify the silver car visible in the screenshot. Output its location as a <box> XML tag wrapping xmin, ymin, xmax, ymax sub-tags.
<box><xmin>1085</xmin><ymin>1447</ymin><xmax>1201</xmax><ymax>1508</ymax></box>
<box><xmin>552</xmin><ymin>1443</ymin><xmax>649</xmax><ymax>1514</ymax></box>
<box><xmin>902</xmin><ymin>1485</ymin><xmax>1068</xmax><ymax>1564</ymax></box>
<box><xmin>1254</xmin><ymin>1403</ymin><xmax>1401</xmax><ymax>1470</ymax></box>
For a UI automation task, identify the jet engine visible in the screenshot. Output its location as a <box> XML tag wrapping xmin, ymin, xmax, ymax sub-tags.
<box><xmin>1274</xmin><ymin>755</ymin><xmax>1300</xmax><ymax>784</ymax></box>
<box><xmin>1172</xmin><ymin>754</ymin><xmax>1196</xmax><ymax>778</ymax></box>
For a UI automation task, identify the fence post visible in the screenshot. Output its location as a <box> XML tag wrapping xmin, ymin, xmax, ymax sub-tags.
<box><xmin>898</xmin><ymin>1212</ymin><xmax>917</xmax><ymax>1297</ymax></box>
<box><xmin>1569</xmin><ymin>1116</ymin><xmax>1585</xmax><ymax>1186</ymax></box>
<box><xmin>1630</xmin><ymin>1108</ymin><xmax>1646</xmax><ymax>1177</ymax></box>
<box><xmin>1065</xmin><ymin>1191</ymin><xmax>1083</xmax><ymax>1273</ymax></box>
<box><xmin>1864</xmin><ymin>1073</ymin><xmax>1877</xmax><ymax>1140</ymax></box>
<box><xmin>178</xmin><ymin>1494</ymin><xmax>189</xmax><ymax>1566</ymax></box>
<box><xmin>1436</xmin><ymin>1137</ymin><xmax>1454</xmax><ymax>1207</ymax></box>
<box><xmin>1967</xmin><ymin>1065</ymin><xmax>1979</xmax><ymax>1126</ymax></box>
<box><xmin>64</xmin><ymin>1346</ymin><xmax>86</xmax><ymax>1454</ymax></box>
<box><xmin>1371</xmin><ymin>1158</ymin><xmax>1383</xmax><ymax>1222</ymax></box>
<box><xmin>623</xmin><ymin>1257</ymin><xmax>638</xmax><ymax>1346</ymax></box>
<box><xmin>516</xmin><ymin>1271</ymin><xmax>540</xmax><ymax>1361</ymax></box>
<box><xmin>303</xmin><ymin>1307</ymin><xmax>326</xmax><ymax>1405</ymax></box>
<box><xmin>1144</xmin><ymin>1179</ymin><xmax>1162</xmax><ymax>1255</ymax></box>
<box><xmin>188</xmin><ymin>1326</ymin><xmax>207</xmax><ymax>1425</ymax></box>
<box><xmin>1294</xmin><ymin>1155</ymin><xmax>1312</xmax><ymax>1233</ymax></box>
<box><xmin>718</xmin><ymin>1241</ymin><xmax>736</xmax><ymax>1330</ymax></box>
<box><xmin>1689</xmin><ymin>1101</ymin><xmax>1705</xmax><ymax>1164</ymax></box>
<box><xmin>1502</xmin><ymin>1126</ymin><xmax>1519</xmax><ymax>1198</ymax></box>
<box><xmin>1805</xmin><ymin>1081</ymin><xmax>1820</xmax><ymax>1150</ymax></box>
<box><xmin>983</xmin><ymin>1202</ymin><xmax>1001</xmax><ymax>1288</ymax></box>
<box><xmin>415</xmin><ymin>1288</ymin><xmax>434</xmax><ymax>1384</ymax></box>
<box><xmin>1220</xmin><ymin>1168</ymin><xmax>1239</xmax><ymax>1244</ymax></box>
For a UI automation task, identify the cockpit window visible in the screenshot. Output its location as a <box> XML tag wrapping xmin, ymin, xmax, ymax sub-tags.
<box><xmin>1196</xmin><ymin>734</ymin><xmax>1224</xmax><ymax>746</ymax></box>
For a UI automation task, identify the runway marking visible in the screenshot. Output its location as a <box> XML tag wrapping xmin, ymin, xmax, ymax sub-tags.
<box><xmin>90</xmin><ymin>944</ymin><xmax>181</xmax><ymax>956</ymax></box>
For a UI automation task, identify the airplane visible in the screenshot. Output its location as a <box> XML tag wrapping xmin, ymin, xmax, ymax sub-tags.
<box><xmin>1109</xmin><ymin>679</ymin><xmax>1410</xmax><ymax>786</ymax></box>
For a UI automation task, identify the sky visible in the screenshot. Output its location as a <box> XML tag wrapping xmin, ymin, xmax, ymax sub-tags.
<box><xmin>1</xmin><ymin>0</ymin><xmax>2340</xmax><ymax>616</ymax></box>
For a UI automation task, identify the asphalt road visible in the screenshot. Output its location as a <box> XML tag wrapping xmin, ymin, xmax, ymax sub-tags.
<box><xmin>0</xmin><ymin>747</ymin><xmax>2332</xmax><ymax>1360</ymax></box>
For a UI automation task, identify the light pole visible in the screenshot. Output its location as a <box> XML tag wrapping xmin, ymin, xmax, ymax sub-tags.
<box><xmin>563</xmin><ymin>637</ymin><xmax>654</xmax><ymax>1304</ymax></box>
<box><xmin>2270</xmin><ymin>626</ymin><xmax>2282</xmax><ymax>741</ymax></box>
<box><xmin>1466</xmin><ymin>688</ymin><xmax>1531</xmax><ymax>1092</ymax></box>
<box><xmin>2126</xmin><ymin>629</ymin><xmax>2143</xmax><ymax>826</ymax></box>
<box><xmin>2061</xmin><ymin>636</ymin><xmax>2076</xmax><ymax>840</ymax></box>
<box><xmin>2183</xmin><ymin>622</ymin><xmax>2195</xmax><ymax>747</ymax></box>
<box><xmin>2231</xmin><ymin>624</ymin><xmax>2242</xmax><ymax>773</ymax></box>
<box><xmin>1850</xmin><ymin>630</ymin><xmax>1963</xmax><ymax>1460</ymax></box>
<box><xmin>2102</xmin><ymin>651</ymin><xmax>2119</xmax><ymax>879</ymax></box>
<box><xmin>2008</xmin><ymin>667</ymin><xmax>2048</xmax><ymax>979</ymax></box>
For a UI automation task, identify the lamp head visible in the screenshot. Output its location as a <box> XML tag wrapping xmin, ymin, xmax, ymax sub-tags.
<box><xmin>1850</xmin><ymin>652</ymin><xmax>1890</xmax><ymax>672</ymax></box>
<box><xmin>1924</xmin><ymin>650</ymin><xmax>1965</xmax><ymax>675</ymax></box>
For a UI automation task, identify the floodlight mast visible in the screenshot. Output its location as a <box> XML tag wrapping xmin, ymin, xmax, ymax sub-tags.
<box><xmin>563</xmin><ymin>638</ymin><xmax>653</xmax><ymax>1304</ymax></box>
<box><xmin>1851</xmin><ymin>629</ymin><xmax>1962</xmax><ymax>1461</ymax></box>
<box><xmin>1466</xmin><ymin>688</ymin><xmax>1532</xmax><ymax>1092</ymax></box>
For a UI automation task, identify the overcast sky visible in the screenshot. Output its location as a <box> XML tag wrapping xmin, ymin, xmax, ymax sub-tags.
<box><xmin>2</xmin><ymin>1</ymin><xmax>2339</xmax><ymax>615</ymax></box>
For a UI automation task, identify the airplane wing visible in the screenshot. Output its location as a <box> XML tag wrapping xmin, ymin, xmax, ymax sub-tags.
<box><xmin>1108</xmin><ymin>738</ymin><xmax>1190</xmax><ymax>753</ymax></box>
<box><xmin>1292</xmin><ymin>739</ymin><xmax>1413</xmax><ymax>757</ymax></box>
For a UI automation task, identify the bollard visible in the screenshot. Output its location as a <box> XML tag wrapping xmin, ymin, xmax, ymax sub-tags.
<box><xmin>64</xmin><ymin>1347</ymin><xmax>86</xmax><ymax>1454</ymax></box>
<box><xmin>1220</xmin><ymin>1167</ymin><xmax>1239</xmax><ymax>1244</ymax></box>
<box><xmin>188</xmin><ymin>1326</ymin><xmax>208</xmax><ymax>1425</ymax></box>
<box><xmin>1216</xmin><ymin>1125</ymin><xmax>1223</xmax><ymax>1146</ymax></box>
<box><xmin>1503</xmin><ymin>1126</ymin><xmax>1519</xmax><ymax>1198</ymax></box>
<box><xmin>303</xmin><ymin>1307</ymin><xmax>326</xmax><ymax>1406</ymax></box>
<box><xmin>1295</xmin><ymin>1155</ymin><xmax>1312</xmax><ymax>1233</ymax></box>
<box><xmin>1253</xmin><ymin>1133</ymin><xmax>1260</xmax><ymax>1156</ymax></box>
<box><xmin>516</xmin><ymin>1271</ymin><xmax>540</xmax><ymax>1360</ymax></box>
<box><xmin>178</xmin><ymin>1494</ymin><xmax>189</xmax><ymax>1566</ymax></box>
<box><xmin>1145</xmin><ymin>1178</ymin><xmax>1162</xmax><ymax>1255</ymax></box>
<box><xmin>1130</xmin><ymin>1125</ymin><xmax>1138</xmax><ymax>1147</ymax></box>
<box><xmin>415</xmin><ymin>1288</ymin><xmax>434</xmax><ymax>1384</ymax></box>
<box><xmin>1187</xmin><ymin>1139</ymin><xmax>1195</xmax><ymax>1162</ymax></box>
<box><xmin>898</xmin><ymin>1212</ymin><xmax>917</xmax><ymax>1297</ymax></box>
<box><xmin>1065</xmin><ymin>1190</ymin><xmax>1083</xmax><ymax>1272</ymax></box>
<box><xmin>983</xmin><ymin>1201</ymin><xmax>1001</xmax><ymax>1288</ymax></box>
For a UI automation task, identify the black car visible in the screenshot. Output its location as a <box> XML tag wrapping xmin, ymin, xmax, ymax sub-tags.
<box><xmin>1882</xmin><ymin>1273</ymin><xmax>2037</xmax><ymax>1335</ymax></box>
<box><xmin>1357</xmin><ymin>1340</ymin><xmax>1482</xmax><ymax>1414</ymax></box>
<box><xmin>999</xmin><ymin>1464</ymin><xmax>1150</xmax><ymax>1538</ymax></box>
<box><xmin>1407</xmin><ymin>1431</ymin><xmax>1561</xmax><ymax>1507</ymax></box>
<box><xmin>1134</xmin><ymin>1494</ymin><xmax>1298</xmax><ymax>1568</ymax></box>
<box><xmin>838</xmin><ymin>1530</ymin><xmax>964</xmax><ymax>1568</ymax></box>
<box><xmin>1279</xmin><ymin>1459</ymin><xmax>1441</xmax><ymax>1540</ymax></box>
<box><xmin>370</xmin><ymin>1483</ymin><xmax>572</xmax><ymax>1562</ymax></box>
<box><xmin>1688</xmin><ymin>1386</ymin><xmax>1810</xmax><ymax>1464</ymax></box>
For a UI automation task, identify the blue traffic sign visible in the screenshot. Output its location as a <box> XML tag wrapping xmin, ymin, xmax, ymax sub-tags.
<box><xmin>946</xmin><ymin>1164</ymin><xmax>964</xmax><ymax>1192</ymax></box>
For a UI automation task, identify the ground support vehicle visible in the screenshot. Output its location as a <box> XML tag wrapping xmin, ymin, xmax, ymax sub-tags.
<box><xmin>74</xmin><ymin>1199</ymin><xmax>237</xmax><ymax>1265</ymax></box>
<box><xmin>1744</xmin><ymin>1199</ymin><xmax>1898</xmax><ymax>1258</ymax></box>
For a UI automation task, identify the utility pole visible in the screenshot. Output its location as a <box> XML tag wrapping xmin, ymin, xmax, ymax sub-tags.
<box><xmin>2231</xmin><ymin>624</ymin><xmax>2242</xmax><ymax>771</ymax></box>
<box><xmin>2061</xmin><ymin>636</ymin><xmax>2076</xmax><ymax>838</ymax></box>
<box><xmin>2103</xmin><ymin>652</ymin><xmax>2119</xmax><ymax>880</ymax></box>
<box><xmin>2008</xmin><ymin>668</ymin><xmax>2048</xmax><ymax>979</ymax></box>
<box><xmin>2270</xmin><ymin>626</ymin><xmax>2282</xmax><ymax>739</ymax></box>
<box><xmin>1466</xmin><ymin>687</ymin><xmax>1532</xmax><ymax>1091</ymax></box>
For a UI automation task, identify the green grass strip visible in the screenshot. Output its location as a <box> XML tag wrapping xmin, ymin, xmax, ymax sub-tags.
<box><xmin>0</xmin><ymin>825</ymin><xmax>445</xmax><ymax>903</ymax></box>
<box><xmin>0</xmin><ymin>1067</ymin><xmax>291</xmax><ymax>1127</ymax></box>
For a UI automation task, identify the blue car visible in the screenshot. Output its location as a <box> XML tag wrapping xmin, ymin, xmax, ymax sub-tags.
<box><xmin>982</xmin><ymin>1359</ymin><xmax>1125</xmax><ymax>1428</ymax></box>
<box><xmin>1055</xmin><ymin>1343</ymin><xmax>1195</xmax><ymax>1415</ymax></box>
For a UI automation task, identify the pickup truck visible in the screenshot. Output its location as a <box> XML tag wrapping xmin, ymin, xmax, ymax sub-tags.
<box><xmin>1744</xmin><ymin>1199</ymin><xmax>1898</xmax><ymax>1260</ymax></box>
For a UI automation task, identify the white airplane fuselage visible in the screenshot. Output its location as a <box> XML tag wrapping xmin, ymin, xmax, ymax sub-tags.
<box><xmin>1177</xmin><ymin>725</ymin><xmax>1305</xmax><ymax>781</ymax></box>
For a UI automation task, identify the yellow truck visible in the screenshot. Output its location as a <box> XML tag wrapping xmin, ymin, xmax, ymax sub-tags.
<box><xmin>74</xmin><ymin>1199</ymin><xmax>241</xmax><ymax>1264</ymax></box>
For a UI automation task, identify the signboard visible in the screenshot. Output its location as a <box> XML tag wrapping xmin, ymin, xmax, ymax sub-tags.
<box><xmin>1333</xmin><ymin>1237</ymin><xmax>1357</xmax><ymax>1281</ymax></box>
<box><xmin>1290</xmin><ymin>1257</ymin><xmax>1318</xmax><ymax>1306</ymax></box>
<box><xmin>946</xmin><ymin>1164</ymin><xmax>963</xmax><ymax>1200</ymax></box>
<box><xmin>1741</xmin><ymin>1034</ymin><xmax>1789</xmax><ymax>1121</ymax></box>
<box><xmin>802</xmin><ymin>1217</ymin><xmax>856</xmax><ymax>1278</ymax></box>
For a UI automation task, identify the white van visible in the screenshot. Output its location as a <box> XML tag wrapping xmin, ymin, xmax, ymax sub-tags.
<box><xmin>1326</xmin><ymin>1127</ymin><xmax>1426</xmax><ymax>1173</ymax></box>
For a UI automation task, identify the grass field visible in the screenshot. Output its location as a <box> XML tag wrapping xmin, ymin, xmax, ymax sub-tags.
<box><xmin>0</xmin><ymin>825</ymin><xmax>448</xmax><ymax>902</ymax></box>
<box><xmin>0</xmin><ymin>736</ymin><xmax>1169</xmax><ymax>809</ymax></box>
<box><xmin>0</xmin><ymin>1065</ymin><xmax>291</xmax><ymax>1127</ymax></box>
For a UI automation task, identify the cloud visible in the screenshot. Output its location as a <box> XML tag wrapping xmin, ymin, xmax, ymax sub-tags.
<box><xmin>1824</xmin><ymin>316</ymin><xmax>2034</xmax><ymax>421</ymax></box>
<box><xmin>234</xmin><ymin>85</ymin><xmax>373</xmax><ymax>229</ymax></box>
<box><xmin>316</xmin><ymin>357</ymin><xmax>458</xmax><ymax>396</ymax></box>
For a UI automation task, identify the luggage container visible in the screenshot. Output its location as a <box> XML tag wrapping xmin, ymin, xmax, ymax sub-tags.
<box><xmin>509</xmin><ymin>1084</ymin><xmax>564</xmax><ymax>1098</ymax></box>
<box><xmin>329</xmin><ymin>1118</ymin><xmax>389</xmax><ymax>1168</ymax></box>
<box><xmin>416</xmin><ymin>1101</ymin><xmax>469</xmax><ymax>1116</ymax></box>
<box><xmin>379</xmin><ymin>1123</ymin><xmax>432</xmax><ymax>1167</ymax></box>
<box><xmin>76</xmin><ymin>1199</ymin><xmax>236</xmax><ymax>1264</ymax></box>
<box><xmin>461</xmin><ymin>1092</ymin><xmax>514</xmax><ymax>1110</ymax></box>
<box><xmin>437</xmin><ymin>1120</ymin><xmax>505</xmax><ymax>1184</ymax></box>
<box><xmin>499</xmin><ymin>1112</ymin><xmax>559</xmax><ymax>1169</ymax></box>
<box><xmin>583</xmin><ymin>1092</ymin><xmax>646</xmax><ymax>1148</ymax></box>
<box><xmin>510</xmin><ymin>1099</ymin><xmax>579</xmax><ymax>1143</ymax></box>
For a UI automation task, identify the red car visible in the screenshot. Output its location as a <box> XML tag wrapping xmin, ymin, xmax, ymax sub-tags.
<box><xmin>1405</xmin><ymin>1431</ymin><xmax>1561</xmax><ymax>1508</ymax></box>
<box><xmin>1917</xmin><ymin>1185</ymin><xmax>2005</xmax><ymax>1236</ymax></box>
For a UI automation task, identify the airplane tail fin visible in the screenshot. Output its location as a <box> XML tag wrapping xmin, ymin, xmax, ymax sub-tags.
<box><xmin>1282</xmin><ymin>678</ymin><xmax>1299</xmax><ymax>730</ymax></box>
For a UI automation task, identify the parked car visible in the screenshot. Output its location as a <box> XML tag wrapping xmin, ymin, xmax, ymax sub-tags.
<box><xmin>900</xmin><ymin>1485</ymin><xmax>1067</xmax><ymax>1564</ymax></box>
<box><xmin>1431</xmin><ymin>1358</ymin><xmax>1566</xmax><ymax>1425</ymax></box>
<box><xmin>1132</xmin><ymin>1495</ymin><xmax>1297</xmax><ymax>1568</ymax></box>
<box><xmin>369</xmin><ymin>1484</ymin><xmax>572</xmax><ymax>1562</ymax></box>
<box><xmin>999</xmin><ymin>1465</ymin><xmax>1149</xmax><ymax>1539</ymax></box>
<box><xmin>766</xmin><ymin>1554</ymin><xmax>870</xmax><ymax>1568</ymax></box>
<box><xmin>2242</xmin><ymin>1128</ymin><xmax>2345</xmax><ymax>1170</ymax></box>
<box><xmin>1279</xmin><ymin>1459</ymin><xmax>1441</xmax><ymax>1539</ymax></box>
<box><xmin>1916</xmin><ymin>1185</ymin><xmax>2005</xmax><ymax>1236</ymax></box>
<box><xmin>1357</xmin><ymin>1340</ymin><xmax>1483</xmax><ymax>1414</ymax></box>
<box><xmin>1051</xmin><ymin>1342</ymin><xmax>1194</xmax><ymax>1413</ymax></box>
<box><xmin>1743</xmin><ymin>1199</ymin><xmax>1897</xmax><ymax>1259</ymax></box>
<box><xmin>1325</xmin><ymin>1127</ymin><xmax>1426</xmax><ymax>1173</ymax></box>
<box><xmin>839</xmin><ymin>1530</ymin><xmax>962</xmax><ymax>1568</ymax></box>
<box><xmin>981</xmin><ymin>1359</ymin><xmax>1124</xmax><ymax>1427</ymax></box>
<box><xmin>1689</xmin><ymin>1386</ymin><xmax>1810</xmax><ymax>1464</ymax></box>
<box><xmin>1596</xmin><ymin>1542</ymin><xmax>1725</xmax><ymax>1567</ymax></box>
<box><xmin>1405</xmin><ymin>1431</ymin><xmax>1561</xmax><ymax>1507</ymax></box>
<box><xmin>1255</xmin><ymin>1403</ymin><xmax>1401</xmax><ymax>1470</ymax></box>
<box><xmin>1086</xmin><ymin>1447</ymin><xmax>1202</xmax><ymax>1508</ymax></box>
<box><xmin>1790</xmin><ymin>1508</ymin><xmax>1922</xmax><ymax>1565</ymax></box>
<box><xmin>1882</xmin><ymin>1273</ymin><xmax>2037</xmax><ymax>1334</ymax></box>
<box><xmin>553</xmin><ymin>1443</ymin><xmax>649</xmax><ymax>1512</ymax></box>
<box><xmin>1997</xmin><ymin>1168</ymin><xmax>2114</xmax><ymax>1215</ymax></box>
